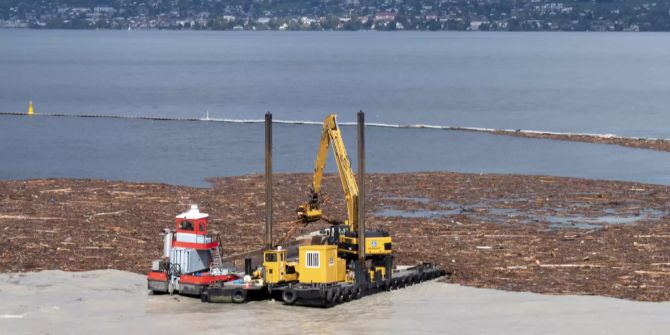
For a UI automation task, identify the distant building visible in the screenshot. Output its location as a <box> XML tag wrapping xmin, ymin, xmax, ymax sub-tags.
<box><xmin>0</xmin><ymin>19</ymin><xmax>29</xmax><ymax>28</ymax></box>
<box><xmin>469</xmin><ymin>20</ymin><xmax>483</xmax><ymax>31</ymax></box>
<box><xmin>72</xmin><ymin>7</ymin><xmax>91</xmax><ymax>14</ymax></box>
<box><xmin>301</xmin><ymin>17</ymin><xmax>317</xmax><ymax>25</ymax></box>
<box><xmin>375</xmin><ymin>12</ymin><xmax>396</xmax><ymax>22</ymax></box>
<box><xmin>94</xmin><ymin>7</ymin><xmax>116</xmax><ymax>14</ymax></box>
<box><xmin>425</xmin><ymin>12</ymin><xmax>439</xmax><ymax>21</ymax></box>
<box><xmin>176</xmin><ymin>20</ymin><xmax>191</xmax><ymax>27</ymax></box>
<box><xmin>623</xmin><ymin>24</ymin><xmax>640</xmax><ymax>32</ymax></box>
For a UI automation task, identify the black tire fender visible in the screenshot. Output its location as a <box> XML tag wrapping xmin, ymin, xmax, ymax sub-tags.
<box><xmin>343</xmin><ymin>288</ymin><xmax>352</xmax><ymax>302</ymax></box>
<box><xmin>383</xmin><ymin>280</ymin><xmax>391</xmax><ymax>291</ymax></box>
<box><xmin>352</xmin><ymin>286</ymin><xmax>361</xmax><ymax>300</ymax></box>
<box><xmin>333</xmin><ymin>287</ymin><xmax>342</xmax><ymax>303</ymax></box>
<box><xmin>282</xmin><ymin>289</ymin><xmax>298</xmax><ymax>305</ymax></box>
<box><xmin>231</xmin><ymin>289</ymin><xmax>247</xmax><ymax>304</ymax></box>
<box><xmin>325</xmin><ymin>288</ymin><xmax>335</xmax><ymax>303</ymax></box>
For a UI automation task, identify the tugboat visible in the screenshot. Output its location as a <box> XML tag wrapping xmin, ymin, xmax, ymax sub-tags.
<box><xmin>147</xmin><ymin>205</ymin><xmax>237</xmax><ymax>296</ymax></box>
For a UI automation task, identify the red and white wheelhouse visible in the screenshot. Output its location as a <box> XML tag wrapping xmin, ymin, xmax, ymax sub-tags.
<box><xmin>147</xmin><ymin>205</ymin><xmax>237</xmax><ymax>296</ymax></box>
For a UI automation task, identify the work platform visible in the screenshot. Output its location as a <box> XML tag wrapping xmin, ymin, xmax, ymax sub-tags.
<box><xmin>201</xmin><ymin>263</ymin><xmax>445</xmax><ymax>308</ymax></box>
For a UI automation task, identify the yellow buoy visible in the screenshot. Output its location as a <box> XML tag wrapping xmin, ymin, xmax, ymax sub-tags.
<box><xmin>28</xmin><ymin>101</ymin><xmax>34</xmax><ymax>116</ymax></box>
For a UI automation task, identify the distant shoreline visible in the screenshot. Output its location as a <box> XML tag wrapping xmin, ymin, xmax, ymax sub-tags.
<box><xmin>0</xmin><ymin>27</ymin><xmax>661</xmax><ymax>32</ymax></box>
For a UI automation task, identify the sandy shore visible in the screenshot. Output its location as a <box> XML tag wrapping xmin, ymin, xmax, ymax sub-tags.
<box><xmin>2</xmin><ymin>173</ymin><xmax>670</xmax><ymax>301</ymax></box>
<box><xmin>1</xmin><ymin>270</ymin><xmax>669</xmax><ymax>334</ymax></box>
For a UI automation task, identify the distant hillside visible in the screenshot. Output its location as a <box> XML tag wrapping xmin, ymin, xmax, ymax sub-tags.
<box><xmin>2</xmin><ymin>0</ymin><xmax>669</xmax><ymax>31</ymax></box>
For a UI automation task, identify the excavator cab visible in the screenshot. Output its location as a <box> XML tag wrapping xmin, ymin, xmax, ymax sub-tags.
<box><xmin>323</xmin><ymin>225</ymin><xmax>348</xmax><ymax>245</ymax></box>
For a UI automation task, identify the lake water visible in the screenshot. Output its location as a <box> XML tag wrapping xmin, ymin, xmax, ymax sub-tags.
<box><xmin>2</xmin><ymin>115</ymin><xmax>670</xmax><ymax>186</ymax></box>
<box><xmin>2</xmin><ymin>30</ymin><xmax>670</xmax><ymax>137</ymax></box>
<box><xmin>2</xmin><ymin>30</ymin><xmax>670</xmax><ymax>186</ymax></box>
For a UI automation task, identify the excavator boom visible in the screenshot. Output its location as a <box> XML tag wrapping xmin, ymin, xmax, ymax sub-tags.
<box><xmin>298</xmin><ymin>115</ymin><xmax>359</xmax><ymax>232</ymax></box>
<box><xmin>296</xmin><ymin>113</ymin><xmax>391</xmax><ymax>264</ymax></box>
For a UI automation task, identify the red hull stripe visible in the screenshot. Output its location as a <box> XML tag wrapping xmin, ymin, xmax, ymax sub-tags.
<box><xmin>173</xmin><ymin>241</ymin><xmax>218</xmax><ymax>249</ymax></box>
<box><xmin>179</xmin><ymin>274</ymin><xmax>238</xmax><ymax>285</ymax></box>
<box><xmin>147</xmin><ymin>271</ymin><xmax>168</xmax><ymax>281</ymax></box>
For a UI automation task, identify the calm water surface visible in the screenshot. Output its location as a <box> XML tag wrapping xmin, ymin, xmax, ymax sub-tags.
<box><xmin>2</xmin><ymin>115</ymin><xmax>670</xmax><ymax>186</ymax></box>
<box><xmin>2</xmin><ymin>30</ymin><xmax>670</xmax><ymax>136</ymax></box>
<box><xmin>2</xmin><ymin>30</ymin><xmax>670</xmax><ymax>185</ymax></box>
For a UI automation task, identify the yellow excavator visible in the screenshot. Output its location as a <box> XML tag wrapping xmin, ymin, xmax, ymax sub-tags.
<box><xmin>260</xmin><ymin>114</ymin><xmax>393</xmax><ymax>286</ymax></box>
<box><xmin>201</xmin><ymin>112</ymin><xmax>444</xmax><ymax>307</ymax></box>
<box><xmin>296</xmin><ymin>114</ymin><xmax>393</xmax><ymax>280</ymax></box>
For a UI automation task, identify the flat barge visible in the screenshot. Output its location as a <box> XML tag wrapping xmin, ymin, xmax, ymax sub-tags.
<box><xmin>202</xmin><ymin>263</ymin><xmax>444</xmax><ymax>307</ymax></box>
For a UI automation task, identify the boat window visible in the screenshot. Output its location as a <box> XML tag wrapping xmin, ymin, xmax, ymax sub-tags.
<box><xmin>180</xmin><ymin>220</ymin><xmax>194</xmax><ymax>231</ymax></box>
<box><xmin>198</xmin><ymin>223</ymin><xmax>205</xmax><ymax>232</ymax></box>
<box><xmin>265</xmin><ymin>253</ymin><xmax>277</xmax><ymax>262</ymax></box>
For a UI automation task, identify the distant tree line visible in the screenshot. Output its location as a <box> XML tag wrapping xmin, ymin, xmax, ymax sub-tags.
<box><xmin>2</xmin><ymin>0</ymin><xmax>670</xmax><ymax>31</ymax></box>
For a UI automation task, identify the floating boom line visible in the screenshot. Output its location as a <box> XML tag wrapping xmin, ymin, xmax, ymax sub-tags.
<box><xmin>2</xmin><ymin>111</ymin><xmax>669</xmax><ymax>152</ymax></box>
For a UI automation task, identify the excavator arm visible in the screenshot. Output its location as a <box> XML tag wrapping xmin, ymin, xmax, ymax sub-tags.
<box><xmin>297</xmin><ymin>114</ymin><xmax>359</xmax><ymax>232</ymax></box>
<box><xmin>293</xmin><ymin>113</ymin><xmax>392</xmax><ymax>264</ymax></box>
